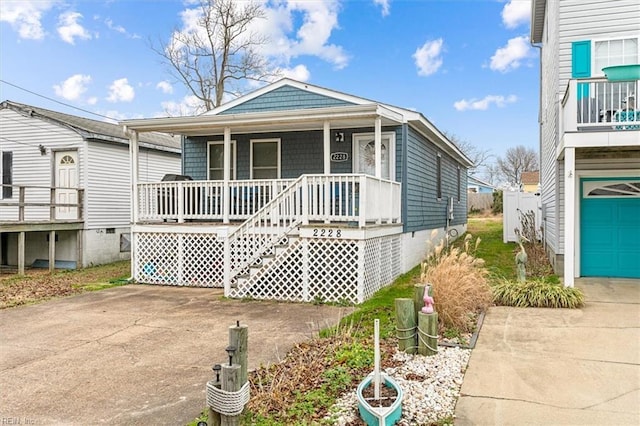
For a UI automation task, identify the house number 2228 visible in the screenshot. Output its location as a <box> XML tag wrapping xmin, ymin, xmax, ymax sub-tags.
<box><xmin>313</xmin><ymin>229</ymin><xmax>342</xmax><ymax>238</ymax></box>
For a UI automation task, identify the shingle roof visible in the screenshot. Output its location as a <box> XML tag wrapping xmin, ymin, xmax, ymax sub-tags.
<box><xmin>521</xmin><ymin>171</ymin><xmax>540</xmax><ymax>185</ymax></box>
<box><xmin>1</xmin><ymin>100</ymin><xmax>181</xmax><ymax>152</ymax></box>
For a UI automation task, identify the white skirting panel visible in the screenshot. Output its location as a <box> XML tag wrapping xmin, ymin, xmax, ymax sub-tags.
<box><xmin>400</xmin><ymin>225</ymin><xmax>467</xmax><ymax>273</ymax></box>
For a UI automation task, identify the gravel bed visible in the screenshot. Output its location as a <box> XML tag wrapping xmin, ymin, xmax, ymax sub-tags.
<box><xmin>326</xmin><ymin>346</ymin><xmax>471</xmax><ymax>425</ymax></box>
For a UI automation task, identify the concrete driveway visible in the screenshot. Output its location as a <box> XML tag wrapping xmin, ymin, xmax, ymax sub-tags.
<box><xmin>0</xmin><ymin>285</ymin><xmax>352</xmax><ymax>425</ymax></box>
<box><xmin>455</xmin><ymin>278</ymin><xmax>640</xmax><ymax>425</ymax></box>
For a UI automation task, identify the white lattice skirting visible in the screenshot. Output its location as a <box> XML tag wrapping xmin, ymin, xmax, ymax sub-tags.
<box><xmin>134</xmin><ymin>231</ymin><xmax>402</xmax><ymax>303</ymax></box>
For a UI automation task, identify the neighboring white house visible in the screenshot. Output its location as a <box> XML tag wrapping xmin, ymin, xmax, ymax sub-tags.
<box><xmin>0</xmin><ymin>100</ymin><xmax>181</xmax><ymax>272</ymax></box>
<box><xmin>531</xmin><ymin>0</ymin><xmax>640</xmax><ymax>285</ymax></box>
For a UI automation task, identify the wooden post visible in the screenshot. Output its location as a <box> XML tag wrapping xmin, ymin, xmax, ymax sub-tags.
<box><xmin>18</xmin><ymin>231</ymin><xmax>25</xmax><ymax>275</ymax></box>
<box><xmin>48</xmin><ymin>230</ymin><xmax>56</xmax><ymax>273</ymax></box>
<box><xmin>50</xmin><ymin>188</ymin><xmax>56</xmax><ymax>221</ymax></box>
<box><xmin>229</xmin><ymin>323</ymin><xmax>248</xmax><ymax>385</ymax></box>
<box><xmin>220</xmin><ymin>364</ymin><xmax>241</xmax><ymax>426</ymax></box>
<box><xmin>208</xmin><ymin>366</ymin><xmax>221</xmax><ymax>426</ymax></box>
<box><xmin>417</xmin><ymin>311</ymin><xmax>438</xmax><ymax>356</ymax></box>
<box><xmin>394</xmin><ymin>298</ymin><xmax>416</xmax><ymax>354</ymax></box>
<box><xmin>18</xmin><ymin>187</ymin><xmax>25</xmax><ymax>222</ymax></box>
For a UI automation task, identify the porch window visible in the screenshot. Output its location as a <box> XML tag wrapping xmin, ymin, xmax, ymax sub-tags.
<box><xmin>251</xmin><ymin>139</ymin><xmax>280</xmax><ymax>179</ymax></box>
<box><xmin>1</xmin><ymin>151</ymin><xmax>12</xmax><ymax>199</ymax></box>
<box><xmin>208</xmin><ymin>141</ymin><xmax>236</xmax><ymax>180</ymax></box>
<box><xmin>593</xmin><ymin>37</ymin><xmax>639</xmax><ymax>75</ymax></box>
<box><xmin>436</xmin><ymin>154</ymin><xmax>442</xmax><ymax>200</ymax></box>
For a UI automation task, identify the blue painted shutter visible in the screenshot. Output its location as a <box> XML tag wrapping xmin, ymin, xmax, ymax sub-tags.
<box><xmin>572</xmin><ymin>41</ymin><xmax>591</xmax><ymax>99</ymax></box>
<box><xmin>572</xmin><ymin>41</ymin><xmax>591</xmax><ymax>77</ymax></box>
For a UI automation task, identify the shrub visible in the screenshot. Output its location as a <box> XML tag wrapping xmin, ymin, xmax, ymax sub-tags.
<box><xmin>421</xmin><ymin>232</ymin><xmax>492</xmax><ymax>333</ymax></box>
<box><xmin>515</xmin><ymin>210</ymin><xmax>554</xmax><ymax>279</ymax></box>
<box><xmin>492</xmin><ymin>190</ymin><xmax>503</xmax><ymax>214</ymax></box>
<box><xmin>491</xmin><ymin>278</ymin><xmax>584</xmax><ymax>308</ymax></box>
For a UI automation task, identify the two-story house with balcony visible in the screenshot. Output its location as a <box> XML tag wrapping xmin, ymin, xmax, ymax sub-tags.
<box><xmin>531</xmin><ymin>0</ymin><xmax>640</xmax><ymax>285</ymax></box>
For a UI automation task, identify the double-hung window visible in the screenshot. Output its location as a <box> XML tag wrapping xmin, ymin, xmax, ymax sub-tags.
<box><xmin>593</xmin><ymin>37</ymin><xmax>639</xmax><ymax>75</ymax></box>
<box><xmin>251</xmin><ymin>139</ymin><xmax>280</xmax><ymax>179</ymax></box>
<box><xmin>1</xmin><ymin>151</ymin><xmax>12</xmax><ymax>199</ymax></box>
<box><xmin>208</xmin><ymin>141</ymin><xmax>236</xmax><ymax>180</ymax></box>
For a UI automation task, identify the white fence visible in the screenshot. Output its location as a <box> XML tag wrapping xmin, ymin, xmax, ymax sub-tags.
<box><xmin>503</xmin><ymin>191</ymin><xmax>541</xmax><ymax>243</ymax></box>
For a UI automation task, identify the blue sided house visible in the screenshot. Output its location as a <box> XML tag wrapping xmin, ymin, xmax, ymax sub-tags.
<box><xmin>122</xmin><ymin>78</ymin><xmax>472</xmax><ymax>303</ymax></box>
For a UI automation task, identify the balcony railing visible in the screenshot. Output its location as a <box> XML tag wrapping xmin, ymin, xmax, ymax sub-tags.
<box><xmin>0</xmin><ymin>185</ymin><xmax>84</xmax><ymax>222</ymax></box>
<box><xmin>136</xmin><ymin>174</ymin><xmax>402</xmax><ymax>226</ymax></box>
<box><xmin>561</xmin><ymin>77</ymin><xmax>639</xmax><ymax>133</ymax></box>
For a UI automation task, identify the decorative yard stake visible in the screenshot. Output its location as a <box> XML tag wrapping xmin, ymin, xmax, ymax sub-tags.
<box><xmin>206</xmin><ymin>321</ymin><xmax>250</xmax><ymax>426</ymax></box>
<box><xmin>417</xmin><ymin>285</ymin><xmax>438</xmax><ymax>356</ymax></box>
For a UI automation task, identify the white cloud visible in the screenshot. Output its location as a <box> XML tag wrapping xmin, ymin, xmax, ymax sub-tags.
<box><xmin>278</xmin><ymin>64</ymin><xmax>311</xmax><ymax>81</ymax></box>
<box><xmin>107</xmin><ymin>78</ymin><xmax>135</xmax><ymax>103</ymax></box>
<box><xmin>57</xmin><ymin>11</ymin><xmax>92</xmax><ymax>44</ymax></box>
<box><xmin>160</xmin><ymin>95</ymin><xmax>206</xmax><ymax>117</ymax></box>
<box><xmin>156</xmin><ymin>80</ymin><xmax>174</xmax><ymax>94</ymax></box>
<box><xmin>87</xmin><ymin>96</ymin><xmax>98</xmax><ymax>105</ymax></box>
<box><xmin>489</xmin><ymin>35</ymin><xmax>534</xmax><ymax>73</ymax></box>
<box><xmin>374</xmin><ymin>0</ymin><xmax>390</xmax><ymax>17</ymax></box>
<box><xmin>0</xmin><ymin>0</ymin><xmax>59</xmax><ymax>40</ymax></box>
<box><xmin>453</xmin><ymin>94</ymin><xmax>518</xmax><ymax>111</ymax></box>
<box><xmin>502</xmin><ymin>0</ymin><xmax>531</xmax><ymax>29</ymax></box>
<box><xmin>105</xmin><ymin>18</ymin><xmax>125</xmax><ymax>34</ymax></box>
<box><xmin>53</xmin><ymin>74</ymin><xmax>92</xmax><ymax>101</ymax></box>
<box><xmin>413</xmin><ymin>38</ymin><xmax>444</xmax><ymax>76</ymax></box>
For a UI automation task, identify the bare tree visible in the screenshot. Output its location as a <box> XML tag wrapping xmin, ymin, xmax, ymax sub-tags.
<box><xmin>444</xmin><ymin>132</ymin><xmax>492</xmax><ymax>176</ymax></box>
<box><xmin>496</xmin><ymin>145</ymin><xmax>539</xmax><ymax>186</ymax></box>
<box><xmin>154</xmin><ymin>0</ymin><xmax>274</xmax><ymax>112</ymax></box>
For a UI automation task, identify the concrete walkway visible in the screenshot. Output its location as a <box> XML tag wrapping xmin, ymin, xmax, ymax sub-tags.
<box><xmin>455</xmin><ymin>278</ymin><xmax>640</xmax><ymax>425</ymax></box>
<box><xmin>0</xmin><ymin>285</ymin><xmax>352</xmax><ymax>425</ymax></box>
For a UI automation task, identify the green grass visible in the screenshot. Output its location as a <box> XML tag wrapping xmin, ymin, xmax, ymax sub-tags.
<box><xmin>467</xmin><ymin>217</ymin><xmax>518</xmax><ymax>279</ymax></box>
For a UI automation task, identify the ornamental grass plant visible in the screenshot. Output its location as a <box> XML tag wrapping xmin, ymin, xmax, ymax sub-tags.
<box><xmin>420</xmin><ymin>231</ymin><xmax>492</xmax><ymax>333</ymax></box>
<box><xmin>491</xmin><ymin>278</ymin><xmax>585</xmax><ymax>308</ymax></box>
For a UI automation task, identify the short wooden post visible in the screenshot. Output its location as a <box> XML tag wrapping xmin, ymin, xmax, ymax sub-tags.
<box><xmin>220</xmin><ymin>364</ymin><xmax>241</xmax><ymax>426</ymax></box>
<box><xmin>394</xmin><ymin>298</ymin><xmax>416</xmax><ymax>354</ymax></box>
<box><xmin>18</xmin><ymin>187</ymin><xmax>25</xmax><ymax>222</ymax></box>
<box><xmin>208</xmin><ymin>365</ymin><xmax>221</xmax><ymax>426</ymax></box>
<box><xmin>229</xmin><ymin>322</ymin><xmax>248</xmax><ymax>385</ymax></box>
<box><xmin>50</xmin><ymin>188</ymin><xmax>56</xmax><ymax>220</ymax></box>
<box><xmin>417</xmin><ymin>311</ymin><xmax>438</xmax><ymax>356</ymax></box>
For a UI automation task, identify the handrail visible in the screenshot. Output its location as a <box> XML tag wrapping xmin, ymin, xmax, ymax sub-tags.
<box><xmin>0</xmin><ymin>185</ymin><xmax>84</xmax><ymax>222</ymax></box>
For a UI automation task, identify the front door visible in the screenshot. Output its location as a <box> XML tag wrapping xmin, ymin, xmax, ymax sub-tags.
<box><xmin>353</xmin><ymin>133</ymin><xmax>394</xmax><ymax>180</ymax></box>
<box><xmin>55</xmin><ymin>151</ymin><xmax>78</xmax><ymax>220</ymax></box>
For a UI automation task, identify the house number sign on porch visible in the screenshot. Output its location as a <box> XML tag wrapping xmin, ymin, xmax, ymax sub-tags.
<box><xmin>313</xmin><ymin>228</ymin><xmax>343</xmax><ymax>238</ymax></box>
<box><xmin>331</xmin><ymin>152</ymin><xmax>349</xmax><ymax>162</ymax></box>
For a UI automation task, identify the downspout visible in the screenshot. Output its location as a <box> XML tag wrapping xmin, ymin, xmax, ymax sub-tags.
<box><xmin>531</xmin><ymin>41</ymin><xmax>546</xmax><ymax>255</ymax></box>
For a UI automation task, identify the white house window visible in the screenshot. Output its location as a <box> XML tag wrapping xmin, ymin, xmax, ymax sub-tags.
<box><xmin>59</xmin><ymin>155</ymin><xmax>75</xmax><ymax>165</ymax></box>
<box><xmin>251</xmin><ymin>139</ymin><xmax>280</xmax><ymax>179</ymax></box>
<box><xmin>208</xmin><ymin>141</ymin><xmax>236</xmax><ymax>180</ymax></box>
<box><xmin>593</xmin><ymin>37</ymin><xmax>639</xmax><ymax>75</ymax></box>
<box><xmin>1</xmin><ymin>151</ymin><xmax>12</xmax><ymax>199</ymax></box>
<box><xmin>436</xmin><ymin>154</ymin><xmax>442</xmax><ymax>200</ymax></box>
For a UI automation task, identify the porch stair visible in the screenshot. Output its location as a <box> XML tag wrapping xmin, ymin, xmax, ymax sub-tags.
<box><xmin>226</xmin><ymin>175</ymin><xmax>307</xmax><ymax>294</ymax></box>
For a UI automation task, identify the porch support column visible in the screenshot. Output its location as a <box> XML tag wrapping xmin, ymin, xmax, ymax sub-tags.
<box><xmin>323</xmin><ymin>121</ymin><xmax>331</xmax><ymax>223</ymax></box>
<box><xmin>48</xmin><ymin>230</ymin><xmax>56</xmax><ymax>273</ymax></box>
<box><xmin>374</xmin><ymin>116</ymin><xmax>382</xmax><ymax>179</ymax></box>
<box><xmin>323</xmin><ymin>121</ymin><xmax>331</xmax><ymax>174</ymax></box>
<box><xmin>223</xmin><ymin>127</ymin><xmax>231</xmax><ymax>224</ymax></box>
<box><xmin>128</xmin><ymin>129</ymin><xmax>139</xmax><ymax>282</ymax></box>
<box><xmin>18</xmin><ymin>231</ymin><xmax>25</xmax><ymax>275</ymax></box>
<box><xmin>564</xmin><ymin>147</ymin><xmax>576</xmax><ymax>288</ymax></box>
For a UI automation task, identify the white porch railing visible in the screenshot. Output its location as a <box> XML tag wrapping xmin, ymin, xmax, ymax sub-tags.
<box><xmin>562</xmin><ymin>78</ymin><xmax>640</xmax><ymax>133</ymax></box>
<box><xmin>136</xmin><ymin>174</ymin><xmax>402</xmax><ymax>226</ymax></box>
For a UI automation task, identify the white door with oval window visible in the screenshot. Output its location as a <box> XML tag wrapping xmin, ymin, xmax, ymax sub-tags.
<box><xmin>55</xmin><ymin>151</ymin><xmax>78</xmax><ymax>220</ymax></box>
<box><xmin>353</xmin><ymin>133</ymin><xmax>395</xmax><ymax>180</ymax></box>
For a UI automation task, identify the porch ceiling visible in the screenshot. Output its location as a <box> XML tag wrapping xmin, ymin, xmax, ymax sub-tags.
<box><xmin>122</xmin><ymin>104</ymin><xmax>404</xmax><ymax>137</ymax></box>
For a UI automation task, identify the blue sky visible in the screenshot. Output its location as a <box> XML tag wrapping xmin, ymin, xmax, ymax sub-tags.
<box><xmin>0</xmin><ymin>0</ymin><xmax>538</xmax><ymax>180</ymax></box>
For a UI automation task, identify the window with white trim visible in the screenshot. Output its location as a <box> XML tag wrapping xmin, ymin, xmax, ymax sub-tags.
<box><xmin>436</xmin><ymin>154</ymin><xmax>442</xmax><ymax>200</ymax></box>
<box><xmin>593</xmin><ymin>37</ymin><xmax>639</xmax><ymax>75</ymax></box>
<box><xmin>208</xmin><ymin>141</ymin><xmax>236</xmax><ymax>180</ymax></box>
<box><xmin>1</xmin><ymin>151</ymin><xmax>12</xmax><ymax>199</ymax></box>
<box><xmin>251</xmin><ymin>139</ymin><xmax>280</xmax><ymax>179</ymax></box>
<box><xmin>583</xmin><ymin>180</ymin><xmax>640</xmax><ymax>198</ymax></box>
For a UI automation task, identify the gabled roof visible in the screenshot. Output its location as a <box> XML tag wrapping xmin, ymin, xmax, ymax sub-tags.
<box><xmin>122</xmin><ymin>78</ymin><xmax>472</xmax><ymax>167</ymax></box>
<box><xmin>1</xmin><ymin>100</ymin><xmax>181</xmax><ymax>153</ymax></box>
<box><xmin>468</xmin><ymin>175</ymin><xmax>496</xmax><ymax>190</ymax></box>
<box><xmin>530</xmin><ymin>0</ymin><xmax>546</xmax><ymax>44</ymax></box>
<box><xmin>521</xmin><ymin>171</ymin><xmax>540</xmax><ymax>185</ymax></box>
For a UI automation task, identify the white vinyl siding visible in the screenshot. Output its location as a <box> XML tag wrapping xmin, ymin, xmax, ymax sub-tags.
<box><xmin>85</xmin><ymin>141</ymin><xmax>180</xmax><ymax>229</ymax></box>
<box><xmin>0</xmin><ymin>108</ymin><xmax>85</xmax><ymax>221</ymax></box>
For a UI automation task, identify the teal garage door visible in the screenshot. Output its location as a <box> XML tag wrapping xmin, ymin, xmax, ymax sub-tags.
<box><xmin>580</xmin><ymin>179</ymin><xmax>640</xmax><ymax>278</ymax></box>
